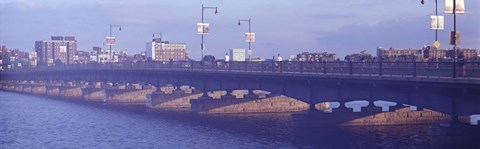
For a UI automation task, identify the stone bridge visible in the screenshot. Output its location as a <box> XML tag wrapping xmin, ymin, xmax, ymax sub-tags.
<box><xmin>1</xmin><ymin>61</ymin><xmax>479</xmax><ymax>124</ymax></box>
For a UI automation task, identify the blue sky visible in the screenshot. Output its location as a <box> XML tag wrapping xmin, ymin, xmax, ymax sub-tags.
<box><xmin>0</xmin><ymin>0</ymin><xmax>479</xmax><ymax>59</ymax></box>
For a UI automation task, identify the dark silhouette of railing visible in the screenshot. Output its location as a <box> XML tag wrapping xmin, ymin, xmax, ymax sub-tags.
<box><xmin>7</xmin><ymin>61</ymin><xmax>480</xmax><ymax>80</ymax></box>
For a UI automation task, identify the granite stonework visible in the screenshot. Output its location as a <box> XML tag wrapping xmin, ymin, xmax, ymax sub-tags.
<box><xmin>191</xmin><ymin>95</ymin><xmax>309</xmax><ymax>114</ymax></box>
<box><xmin>14</xmin><ymin>84</ymin><xmax>23</xmax><ymax>92</ymax></box>
<box><xmin>105</xmin><ymin>87</ymin><xmax>157</xmax><ymax>105</ymax></box>
<box><xmin>31</xmin><ymin>85</ymin><xmax>47</xmax><ymax>95</ymax></box>
<box><xmin>59</xmin><ymin>86</ymin><xmax>83</xmax><ymax>100</ymax></box>
<box><xmin>292</xmin><ymin>108</ymin><xmax>452</xmax><ymax>126</ymax></box>
<box><xmin>82</xmin><ymin>88</ymin><xmax>106</xmax><ymax>102</ymax></box>
<box><xmin>147</xmin><ymin>90</ymin><xmax>203</xmax><ymax>111</ymax></box>
<box><xmin>21</xmin><ymin>85</ymin><xmax>32</xmax><ymax>93</ymax></box>
<box><xmin>46</xmin><ymin>86</ymin><xmax>60</xmax><ymax>96</ymax></box>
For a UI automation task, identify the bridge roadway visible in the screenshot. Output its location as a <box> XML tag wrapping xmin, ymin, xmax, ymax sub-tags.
<box><xmin>1</xmin><ymin>61</ymin><xmax>480</xmax><ymax>117</ymax></box>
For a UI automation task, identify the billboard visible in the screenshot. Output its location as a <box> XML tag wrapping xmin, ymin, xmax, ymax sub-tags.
<box><xmin>245</xmin><ymin>32</ymin><xmax>255</xmax><ymax>42</ymax></box>
<box><xmin>106</xmin><ymin>37</ymin><xmax>116</xmax><ymax>45</ymax></box>
<box><xmin>445</xmin><ymin>0</ymin><xmax>465</xmax><ymax>14</ymax></box>
<box><xmin>197</xmin><ymin>23</ymin><xmax>210</xmax><ymax>34</ymax></box>
<box><xmin>430</xmin><ymin>15</ymin><xmax>444</xmax><ymax>30</ymax></box>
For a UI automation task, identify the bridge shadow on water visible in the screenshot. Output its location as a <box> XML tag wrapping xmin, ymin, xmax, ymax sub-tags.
<box><xmin>3</xmin><ymin>90</ymin><xmax>480</xmax><ymax>148</ymax></box>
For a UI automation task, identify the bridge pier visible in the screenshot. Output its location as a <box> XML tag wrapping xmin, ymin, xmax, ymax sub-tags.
<box><xmin>14</xmin><ymin>84</ymin><xmax>23</xmax><ymax>92</ymax></box>
<box><xmin>21</xmin><ymin>84</ymin><xmax>33</xmax><ymax>94</ymax></box>
<box><xmin>46</xmin><ymin>85</ymin><xmax>60</xmax><ymax>97</ymax></box>
<box><xmin>59</xmin><ymin>85</ymin><xmax>84</xmax><ymax>100</ymax></box>
<box><xmin>104</xmin><ymin>84</ymin><xmax>156</xmax><ymax>105</ymax></box>
<box><xmin>190</xmin><ymin>93</ymin><xmax>309</xmax><ymax>114</ymax></box>
<box><xmin>147</xmin><ymin>89</ymin><xmax>202</xmax><ymax>111</ymax></box>
<box><xmin>293</xmin><ymin>106</ymin><xmax>451</xmax><ymax>126</ymax></box>
<box><xmin>82</xmin><ymin>88</ymin><xmax>106</xmax><ymax>102</ymax></box>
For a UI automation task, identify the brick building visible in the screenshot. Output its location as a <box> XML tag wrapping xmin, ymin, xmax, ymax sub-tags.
<box><xmin>377</xmin><ymin>46</ymin><xmax>478</xmax><ymax>62</ymax></box>
<box><xmin>35</xmin><ymin>36</ymin><xmax>77</xmax><ymax>65</ymax></box>
<box><xmin>293</xmin><ymin>52</ymin><xmax>336</xmax><ymax>62</ymax></box>
<box><xmin>146</xmin><ymin>38</ymin><xmax>188</xmax><ymax>61</ymax></box>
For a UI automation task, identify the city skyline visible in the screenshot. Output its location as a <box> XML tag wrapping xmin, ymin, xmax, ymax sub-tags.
<box><xmin>1</xmin><ymin>0</ymin><xmax>479</xmax><ymax>59</ymax></box>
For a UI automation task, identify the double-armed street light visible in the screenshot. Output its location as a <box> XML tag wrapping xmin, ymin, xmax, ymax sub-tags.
<box><xmin>238</xmin><ymin>18</ymin><xmax>254</xmax><ymax>61</ymax></box>
<box><xmin>108</xmin><ymin>24</ymin><xmax>122</xmax><ymax>61</ymax></box>
<box><xmin>199</xmin><ymin>4</ymin><xmax>218</xmax><ymax>61</ymax></box>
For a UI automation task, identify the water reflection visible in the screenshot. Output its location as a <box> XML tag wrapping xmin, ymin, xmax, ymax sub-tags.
<box><xmin>1</xmin><ymin>91</ymin><xmax>478</xmax><ymax>148</ymax></box>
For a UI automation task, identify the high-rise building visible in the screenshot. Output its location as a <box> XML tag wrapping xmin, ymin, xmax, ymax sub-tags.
<box><xmin>146</xmin><ymin>38</ymin><xmax>188</xmax><ymax>61</ymax></box>
<box><xmin>35</xmin><ymin>36</ymin><xmax>77</xmax><ymax>65</ymax></box>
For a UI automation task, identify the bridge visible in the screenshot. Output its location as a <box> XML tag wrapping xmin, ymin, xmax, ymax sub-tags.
<box><xmin>1</xmin><ymin>61</ymin><xmax>479</xmax><ymax>123</ymax></box>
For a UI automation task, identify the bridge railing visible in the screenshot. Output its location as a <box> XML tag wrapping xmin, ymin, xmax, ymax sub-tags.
<box><xmin>7</xmin><ymin>61</ymin><xmax>480</xmax><ymax>79</ymax></box>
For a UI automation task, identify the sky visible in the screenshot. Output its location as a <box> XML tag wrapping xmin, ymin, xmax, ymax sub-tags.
<box><xmin>0</xmin><ymin>0</ymin><xmax>479</xmax><ymax>60</ymax></box>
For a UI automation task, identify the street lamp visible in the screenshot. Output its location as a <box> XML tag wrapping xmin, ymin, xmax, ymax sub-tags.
<box><xmin>421</xmin><ymin>0</ymin><xmax>440</xmax><ymax>41</ymax></box>
<box><xmin>238</xmin><ymin>18</ymin><xmax>253</xmax><ymax>61</ymax></box>
<box><xmin>200</xmin><ymin>4</ymin><xmax>218</xmax><ymax>61</ymax></box>
<box><xmin>421</xmin><ymin>0</ymin><xmax>442</xmax><ymax>62</ymax></box>
<box><xmin>444</xmin><ymin>0</ymin><xmax>465</xmax><ymax>78</ymax></box>
<box><xmin>109</xmin><ymin>24</ymin><xmax>122</xmax><ymax>61</ymax></box>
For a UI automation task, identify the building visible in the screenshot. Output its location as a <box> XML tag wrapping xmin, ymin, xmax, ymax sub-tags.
<box><xmin>294</xmin><ymin>52</ymin><xmax>336</xmax><ymax>62</ymax></box>
<box><xmin>35</xmin><ymin>36</ymin><xmax>77</xmax><ymax>65</ymax></box>
<box><xmin>28</xmin><ymin>52</ymin><xmax>37</xmax><ymax>67</ymax></box>
<box><xmin>377</xmin><ymin>46</ymin><xmax>478</xmax><ymax>62</ymax></box>
<box><xmin>74</xmin><ymin>51</ymin><xmax>90</xmax><ymax>64</ymax></box>
<box><xmin>87</xmin><ymin>46</ymin><xmax>127</xmax><ymax>63</ymax></box>
<box><xmin>377</xmin><ymin>47</ymin><xmax>424</xmax><ymax>62</ymax></box>
<box><xmin>0</xmin><ymin>46</ymin><xmax>31</xmax><ymax>70</ymax></box>
<box><xmin>230</xmin><ymin>48</ymin><xmax>246</xmax><ymax>61</ymax></box>
<box><xmin>146</xmin><ymin>38</ymin><xmax>188</xmax><ymax>61</ymax></box>
<box><xmin>345</xmin><ymin>50</ymin><xmax>374</xmax><ymax>62</ymax></box>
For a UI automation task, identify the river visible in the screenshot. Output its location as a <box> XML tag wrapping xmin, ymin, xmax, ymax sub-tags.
<box><xmin>0</xmin><ymin>91</ymin><xmax>447</xmax><ymax>148</ymax></box>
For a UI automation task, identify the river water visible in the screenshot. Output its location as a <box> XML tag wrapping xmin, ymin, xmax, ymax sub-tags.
<box><xmin>0</xmin><ymin>91</ymin><xmax>447</xmax><ymax>148</ymax></box>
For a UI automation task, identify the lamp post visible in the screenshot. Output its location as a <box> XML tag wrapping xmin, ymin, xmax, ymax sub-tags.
<box><xmin>200</xmin><ymin>4</ymin><xmax>218</xmax><ymax>61</ymax></box>
<box><xmin>453</xmin><ymin>0</ymin><xmax>457</xmax><ymax>63</ymax></box>
<box><xmin>238</xmin><ymin>18</ymin><xmax>253</xmax><ymax>61</ymax></box>
<box><xmin>421</xmin><ymin>0</ymin><xmax>442</xmax><ymax>62</ymax></box>
<box><xmin>109</xmin><ymin>24</ymin><xmax>122</xmax><ymax>61</ymax></box>
<box><xmin>443</xmin><ymin>0</ymin><xmax>465</xmax><ymax>78</ymax></box>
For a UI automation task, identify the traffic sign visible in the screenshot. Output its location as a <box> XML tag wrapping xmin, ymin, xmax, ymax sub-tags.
<box><xmin>433</xmin><ymin>41</ymin><xmax>440</xmax><ymax>48</ymax></box>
